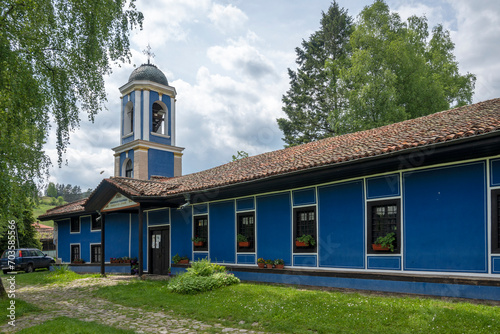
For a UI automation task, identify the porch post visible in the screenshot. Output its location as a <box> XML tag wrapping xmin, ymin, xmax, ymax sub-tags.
<box><xmin>100</xmin><ymin>212</ymin><xmax>106</xmax><ymax>276</ymax></box>
<box><xmin>138</xmin><ymin>205</ymin><xmax>144</xmax><ymax>276</ymax></box>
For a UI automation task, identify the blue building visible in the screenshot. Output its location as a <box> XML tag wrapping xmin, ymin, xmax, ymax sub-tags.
<box><xmin>41</xmin><ymin>64</ymin><xmax>500</xmax><ymax>301</ymax></box>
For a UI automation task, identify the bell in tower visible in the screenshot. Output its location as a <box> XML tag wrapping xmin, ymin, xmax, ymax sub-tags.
<box><xmin>112</xmin><ymin>47</ymin><xmax>184</xmax><ymax>180</ymax></box>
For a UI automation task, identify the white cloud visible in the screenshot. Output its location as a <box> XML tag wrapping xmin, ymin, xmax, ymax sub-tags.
<box><xmin>444</xmin><ymin>0</ymin><xmax>500</xmax><ymax>102</ymax></box>
<box><xmin>207</xmin><ymin>34</ymin><xmax>277</xmax><ymax>80</ymax></box>
<box><xmin>173</xmin><ymin>64</ymin><xmax>286</xmax><ymax>172</ymax></box>
<box><xmin>130</xmin><ymin>0</ymin><xmax>213</xmax><ymax>46</ymax></box>
<box><xmin>208</xmin><ymin>3</ymin><xmax>248</xmax><ymax>33</ymax></box>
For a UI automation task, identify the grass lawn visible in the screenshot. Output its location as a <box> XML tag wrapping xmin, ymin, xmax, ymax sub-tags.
<box><xmin>97</xmin><ymin>281</ymin><xmax>500</xmax><ymax>333</ymax></box>
<box><xmin>16</xmin><ymin>316</ymin><xmax>135</xmax><ymax>333</ymax></box>
<box><xmin>0</xmin><ymin>270</ymin><xmax>100</xmax><ymax>286</ymax></box>
<box><xmin>0</xmin><ymin>298</ymin><xmax>40</xmax><ymax>326</ymax></box>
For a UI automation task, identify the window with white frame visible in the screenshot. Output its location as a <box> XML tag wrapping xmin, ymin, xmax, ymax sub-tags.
<box><xmin>367</xmin><ymin>199</ymin><xmax>401</xmax><ymax>254</ymax></box>
<box><xmin>492</xmin><ymin>189</ymin><xmax>500</xmax><ymax>254</ymax></box>
<box><xmin>70</xmin><ymin>217</ymin><xmax>80</xmax><ymax>233</ymax></box>
<box><xmin>193</xmin><ymin>216</ymin><xmax>208</xmax><ymax>251</ymax></box>
<box><xmin>71</xmin><ymin>244</ymin><xmax>80</xmax><ymax>262</ymax></box>
<box><xmin>91</xmin><ymin>244</ymin><xmax>101</xmax><ymax>263</ymax></box>
<box><xmin>293</xmin><ymin>206</ymin><xmax>317</xmax><ymax>253</ymax></box>
<box><xmin>237</xmin><ymin>212</ymin><xmax>255</xmax><ymax>253</ymax></box>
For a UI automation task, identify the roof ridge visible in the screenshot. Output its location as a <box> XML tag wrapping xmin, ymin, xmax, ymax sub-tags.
<box><xmin>43</xmin><ymin>197</ymin><xmax>87</xmax><ymax>214</ymax></box>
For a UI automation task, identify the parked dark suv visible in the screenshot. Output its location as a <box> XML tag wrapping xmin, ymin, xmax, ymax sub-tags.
<box><xmin>1</xmin><ymin>248</ymin><xmax>55</xmax><ymax>274</ymax></box>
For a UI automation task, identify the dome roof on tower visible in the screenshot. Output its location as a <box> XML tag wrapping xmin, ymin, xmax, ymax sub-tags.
<box><xmin>128</xmin><ymin>63</ymin><xmax>169</xmax><ymax>86</ymax></box>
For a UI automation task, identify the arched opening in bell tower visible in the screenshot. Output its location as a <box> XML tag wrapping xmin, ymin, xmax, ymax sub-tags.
<box><xmin>124</xmin><ymin>101</ymin><xmax>134</xmax><ymax>134</ymax></box>
<box><xmin>152</xmin><ymin>101</ymin><xmax>168</xmax><ymax>135</ymax></box>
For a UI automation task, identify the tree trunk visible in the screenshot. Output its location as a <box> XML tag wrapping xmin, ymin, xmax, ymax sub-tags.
<box><xmin>0</xmin><ymin>277</ymin><xmax>8</xmax><ymax>299</ymax></box>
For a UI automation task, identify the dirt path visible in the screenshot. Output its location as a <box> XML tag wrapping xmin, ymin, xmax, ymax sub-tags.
<box><xmin>1</xmin><ymin>276</ymin><xmax>265</xmax><ymax>333</ymax></box>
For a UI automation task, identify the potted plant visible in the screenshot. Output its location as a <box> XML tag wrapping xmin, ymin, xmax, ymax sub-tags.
<box><xmin>237</xmin><ymin>234</ymin><xmax>250</xmax><ymax>247</ymax></box>
<box><xmin>257</xmin><ymin>257</ymin><xmax>265</xmax><ymax>268</ymax></box>
<box><xmin>172</xmin><ymin>254</ymin><xmax>190</xmax><ymax>264</ymax></box>
<box><xmin>72</xmin><ymin>258</ymin><xmax>85</xmax><ymax>264</ymax></box>
<box><xmin>372</xmin><ymin>232</ymin><xmax>396</xmax><ymax>252</ymax></box>
<box><xmin>274</xmin><ymin>259</ymin><xmax>284</xmax><ymax>269</ymax></box>
<box><xmin>265</xmin><ymin>259</ymin><xmax>273</xmax><ymax>269</ymax></box>
<box><xmin>192</xmin><ymin>236</ymin><xmax>206</xmax><ymax>247</ymax></box>
<box><xmin>110</xmin><ymin>257</ymin><xmax>117</xmax><ymax>263</ymax></box>
<box><xmin>296</xmin><ymin>234</ymin><xmax>316</xmax><ymax>247</ymax></box>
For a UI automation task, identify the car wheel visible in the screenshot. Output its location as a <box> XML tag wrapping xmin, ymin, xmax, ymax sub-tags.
<box><xmin>26</xmin><ymin>264</ymin><xmax>34</xmax><ymax>273</ymax></box>
<box><xmin>2</xmin><ymin>270</ymin><xmax>9</xmax><ymax>275</ymax></box>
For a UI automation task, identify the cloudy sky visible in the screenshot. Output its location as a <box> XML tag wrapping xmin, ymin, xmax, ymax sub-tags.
<box><xmin>44</xmin><ymin>0</ymin><xmax>500</xmax><ymax>191</ymax></box>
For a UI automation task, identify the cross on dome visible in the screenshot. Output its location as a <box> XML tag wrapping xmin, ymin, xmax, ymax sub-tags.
<box><xmin>143</xmin><ymin>44</ymin><xmax>155</xmax><ymax>64</ymax></box>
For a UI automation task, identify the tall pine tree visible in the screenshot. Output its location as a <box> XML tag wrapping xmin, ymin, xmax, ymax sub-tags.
<box><xmin>277</xmin><ymin>1</ymin><xmax>353</xmax><ymax>147</ymax></box>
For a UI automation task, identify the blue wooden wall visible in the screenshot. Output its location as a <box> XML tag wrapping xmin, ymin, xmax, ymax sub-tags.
<box><xmin>403</xmin><ymin>162</ymin><xmax>487</xmax><ymax>272</ymax></box>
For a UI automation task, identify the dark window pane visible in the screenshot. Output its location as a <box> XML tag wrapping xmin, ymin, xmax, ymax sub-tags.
<box><xmin>371</xmin><ymin>204</ymin><xmax>398</xmax><ymax>244</ymax></box>
<box><xmin>237</xmin><ymin>213</ymin><xmax>255</xmax><ymax>252</ymax></box>
<box><xmin>70</xmin><ymin>217</ymin><xmax>80</xmax><ymax>233</ymax></box>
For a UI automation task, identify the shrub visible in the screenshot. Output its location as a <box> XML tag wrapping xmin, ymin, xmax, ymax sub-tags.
<box><xmin>52</xmin><ymin>264</ymin><xmax>71</xmax><ymax>274</ymax></box>
<box><xmin>167</xmin><ymin>272</ymin><xmax>240</xmax><ymax>294</ymax></box>
<box><xmin>186</xmin><ymin>258</ymin><xmax>225</xmax><ymax>277</ymax></box>
<box><xmin>168</xmin><ymin>258</ymin><xmax>240</xmax><ymax>294</ymax></box>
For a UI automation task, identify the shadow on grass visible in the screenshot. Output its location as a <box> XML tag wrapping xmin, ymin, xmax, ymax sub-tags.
<box><xmin>16</xmin><ymin>316</ymin><xmax>135</xmax><ymax>334</ymax></box>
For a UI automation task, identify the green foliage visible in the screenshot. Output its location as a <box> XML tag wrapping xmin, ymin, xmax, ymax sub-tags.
<box><xmin>337</xmin><ymin>0</ymin><xmax>475</xmax><ymax>132</ymax></box>
<box><xmin>99</xmin><ymin>282</ymin><xmax>500</xmax><ymax>333</ymax></box>
<box><xmin>374</xmin><ymin>232</ymin><xmax>396</xmax><ymax>252</ymax></box>
<box><xmin>0</xmin><ymin>209</ymin><xmax>42</xmax><ymax>252</ymax></box>
<box><xmin>167</xmin><ymin>259</ymin><xmax>240</xmax><ymax>294</ymax></box>
<box><xmin>191</xmin><ymin>236</ymin><xmax>206</xmax><ymax>243</ymax></box>
<box><xmin>52</xmin><ymin>264</ymin><xmax>70</xmax><ymax>274</ymax></box>
<box><xmin>278</xmin><ymin>1</ymin><xmax>353</xmax><ymax>146</ymax></box>
<box><xmin>0</xmin><ymin>268</ymin><xmax>99</xmax><ymax>286</ymax></box>
<box><xmin>274</xmin><ymin>258</ymin><xmax>284</xmax><ymax>265</ymax></box>
<box><xmin>186</xmin><ymin>258</ymin><xmax>226</xmax><ymax>277</ymax></box>
<box><xmin>171</xmin><ymin>254</ymin><xmax>189</xmax><ymax>264</ymax></box>
<box><xmin>0</xmin><ymin>0</ymin><xmax>143</xmax><ymax>228</ymax></box>
<box><xmin>296</xmin><ymin>234</ymin><xmax>316</xmax><ymax>246</ymax></box>
<box><xmin>0</xmin><ymin>299</ymin><xmax>40</xmax><ymax>325</ymax></box>
<box><xmin>237</xmin><ymin>234</ymin><xmax>248</xmax><ymax>242</ymax></box>
<box><xmin>278</xmin><ymin>0</ymin><xmax>475</xmax><ymax>146</ymax></box>
<box><xmin>232</xmin><ymin>151</ymin><xmax>249</xmax><ymax>161</ymax></box>
<box><xmin>167</xmin><ymin>272</ymin><xmax>240</xmax><ymax>295</ymax></box>
<box><xmin>16</xmin><ymin>316</ymin><xmax>135</xmax><ymax>334</ymax></box>
<box><xmin>46</xmin><ymin>183</ymin><xmax>57</xmax><ymax>198</ymax></box>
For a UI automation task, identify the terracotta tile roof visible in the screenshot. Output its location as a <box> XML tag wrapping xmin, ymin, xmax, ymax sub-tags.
<box><xmin>153</xmin><ymin>98</ymin><xmax>500</xmax><ymax>195</ymax></box>
<box><xmin>33</xmin><ymin>222</ymin><xmax>53</xmax><ymax>239</ymax></box>
<box><xmin>41</xmin><ymin>98</ymin><xmax>500</xmax><ymax>217</ymax></box>
<box><xmin>38</xmin><ymin>198</ymin><xmax>87</xmax><ymax>220</ymax></box>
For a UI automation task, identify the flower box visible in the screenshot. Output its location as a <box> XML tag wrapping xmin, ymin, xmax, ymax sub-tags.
<box><xmin>193</xmin><ymin>241</ymin><xmax>204</xmax><ymax>247</ymax></box>
<box><xmin>295</xmin><ymin>241</ymin><xmax>309</xmax><ymax>247</ymax></box>
<box><xmin>238</xmin><ymin>241</ymin><xmax>250</xmax><ymax>248</ymax></box>
<box><xmin>372</xmin><ymin>243</ymin><xmax>390</xmax><ymax>251</ymax></box>
<box><xmin>178</xmin><ymin>259</ymin><xmax>189</xmax><ymax>264</ymax></box>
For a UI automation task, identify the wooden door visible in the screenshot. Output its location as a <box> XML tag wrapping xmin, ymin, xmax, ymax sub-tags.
<box><xmin>150</xmin><ymin>227</ymin><xmax>170</xmax><ymax>275</ymax></box>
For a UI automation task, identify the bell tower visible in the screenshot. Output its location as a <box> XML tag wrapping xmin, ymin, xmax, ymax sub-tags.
<box><xmin>112</xmin><ymin>54</ymin><xmax>184</xmax><ymax>180</ymax></box>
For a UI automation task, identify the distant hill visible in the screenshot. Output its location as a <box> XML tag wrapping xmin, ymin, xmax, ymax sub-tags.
<box><xmin>34</xmin><ymin>197</ymin><xmax>66</xmax><ymax>228</ymax></box>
